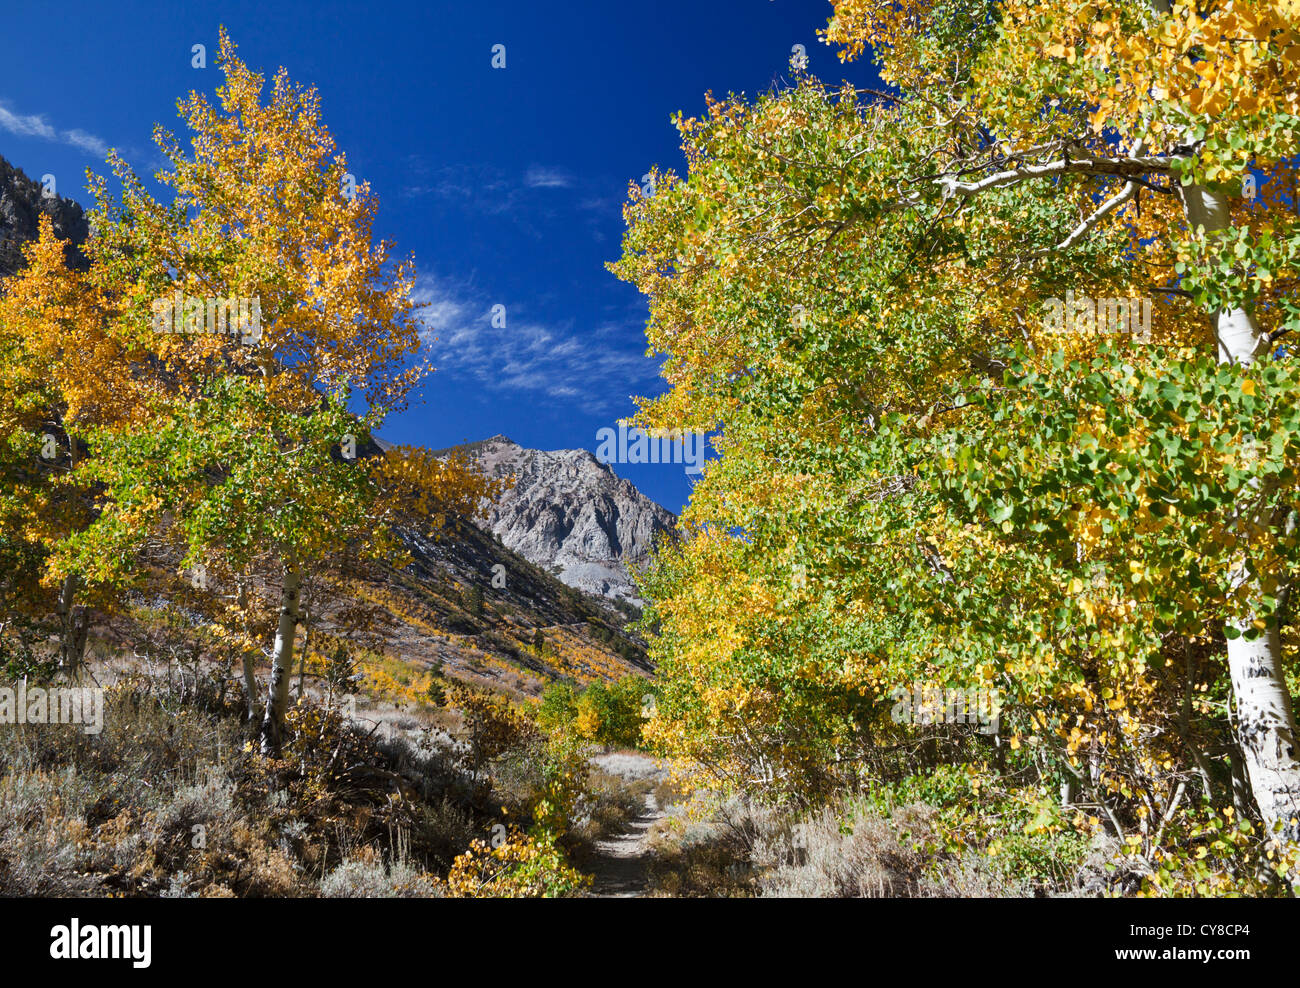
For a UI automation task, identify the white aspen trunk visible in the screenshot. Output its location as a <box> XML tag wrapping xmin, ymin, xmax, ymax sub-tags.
<box><xmin>259</xmin><ymin>557</ymin><xmax>302</xmax><ymax>756</ymax></box>
<box><xmin>1225</xmin><ymin>620</ymin><xmax>1300</xmax><ymax>838</ymax></box>
<box><xmin>1180</xmin><ymin>154</ymin><xmax>1300</xmax><ymax>840</ymax></box>
<box><xmin>1183</xmin><ymin>185</ymin><xmax>1266</xmax><ymax>364</ymax></box>
<box><xmin>1143</xmin><ymin>0</ymin><xmax>1295</xmax><ymax>830</ymax></box>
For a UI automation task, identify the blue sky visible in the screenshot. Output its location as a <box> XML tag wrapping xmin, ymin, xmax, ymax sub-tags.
<box><xmin>0</xmin><ymin>0</ymin><xmax>878</xmax><ymax>514</ymax></box>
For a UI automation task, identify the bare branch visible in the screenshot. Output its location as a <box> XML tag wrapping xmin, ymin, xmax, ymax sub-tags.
<box><xmin>1028</xmin><ymin>180</ymin><xmax>1139</xmax><ymax>258</ymax></box>
<box><xmin>938</xmin><ymin>153</ymin><xmax>1172</xmax><ymax>197</ymax></box>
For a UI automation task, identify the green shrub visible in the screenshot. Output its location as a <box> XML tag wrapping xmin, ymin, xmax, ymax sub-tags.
<box><xmin>576</xmin><ymin>676</ymin><xmax>650</xmax><ymax>749</ymax></box>
<box><xmin>537</xmin><ymin>681</ymin><xmax>577</xmax><ymax>734</ymax></box>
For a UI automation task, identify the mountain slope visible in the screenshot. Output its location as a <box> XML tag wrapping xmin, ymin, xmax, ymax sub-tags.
<box><xmin>0</xmin><ymin>155</ymin><xmax>88</xmax><ymax>278</ymax></box>
<box><xmin>106</xmin><ymin>511</ymin><xmax>650</xmax><ymax>710</ymax></box>
<box><xmin>369</xmin><ymin>514</ymin><xmax>653</xmax><ymax>694</ymax></box>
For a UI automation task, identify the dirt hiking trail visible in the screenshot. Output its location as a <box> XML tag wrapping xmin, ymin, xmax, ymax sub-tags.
<box><xmin>586</xmin><ymin>751</ymin><xmax>671</xmax><ymax>898</ymax></box>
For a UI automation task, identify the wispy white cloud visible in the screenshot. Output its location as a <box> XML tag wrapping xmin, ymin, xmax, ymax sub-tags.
<box><xmin>0</xmin><ymin>101</ymin><xmax>109</xmax><ymax>157</ymax></box>
<box><xmin>523</xmin><ymin>165</ymin><xmax>571</xmax><ymax>189</ymax></box>
<box><xmin>411</xmin><ymin>274</ymin><xmax>660</xmax><ymax>414</ymax></box>
<box><xmin>402</xmin><ymin>160</ymin><xmax>583</xmax><ymax>218</ymax></box>
<box><xmin>412</xmin><ymin>283</ymin><xmax>474</xmax><ymax>347</ymax></box>
<box><xmin>62</xmin><ymin>128</ymin><xmax>108</xmax><ymax>156</ymax></box>
<box><xmin>400</xmin><ymin>160</ymin><xmax>624</xmax><ymax>249</ymax></box>
<box><xmin>401</xmin><ymin>162</ymin><xmax>523</xmax><ymax>216</ymax></box>
<box><xmin>0</xmin><ymin>103</ymin><xmax>55</xmax><ymax>141</ymax></box>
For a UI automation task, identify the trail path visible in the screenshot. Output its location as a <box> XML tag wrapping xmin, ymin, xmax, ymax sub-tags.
<box><xmin>585</xmin><ymin>751</ymin><xmax>670</xmax><ymax>898</ymax></box>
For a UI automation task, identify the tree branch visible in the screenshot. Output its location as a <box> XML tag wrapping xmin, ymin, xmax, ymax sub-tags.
<box><xmin>938</xmin><ymin>153</ymin><xmax>1173</xmax><ymax>197</ymax></box>
<box><xmin>1026</xmin><ymin>180</ymin><xmax>1139</xmax><ymax>259</ymax></box>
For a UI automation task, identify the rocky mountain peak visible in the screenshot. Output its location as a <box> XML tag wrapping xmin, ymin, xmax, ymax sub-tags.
<box><xmin>435</xmin><ymin>436</ymin><xmax>678</xmax><ymax>606</ymax></box>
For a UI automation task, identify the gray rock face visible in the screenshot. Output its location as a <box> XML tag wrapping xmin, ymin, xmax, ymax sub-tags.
<box><xmin>440</xmin><ymin>435</ymin><xmax>678</xmax><ymax>605</ymax></box>
<box><xmin>0</xmin><ymin>155</ymin><xmax>89</xmax><ymax>278</ymax></box>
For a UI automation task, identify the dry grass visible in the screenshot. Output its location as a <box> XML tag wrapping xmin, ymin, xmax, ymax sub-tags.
<box><xmin>640</xmin><ymin>792</ymin><xmax>1028</xmax><ymax>898</ymax></box>
<box><xmin>751</xmin><ymin>801</ymin><xmax>1026</xmax><ymax>898</ymax></box>
<box><xmin>320</xmin><ymin>845</ymin><xmax>445</xmax><ymax>898</ymax></box>
<box><xmin>0</xmin><ymin>671</ymin><xmax>499</xmax><ymax>897</ymax></box>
